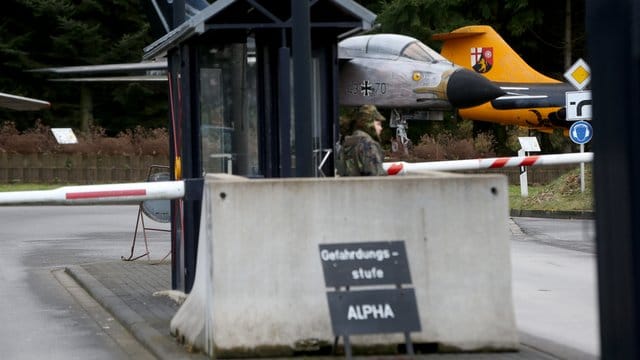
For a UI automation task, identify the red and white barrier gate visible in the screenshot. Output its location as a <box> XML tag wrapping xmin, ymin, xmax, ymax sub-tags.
<box><xmin>384</xmin><ymin>152</ymin><xmax>594</xmax><ymax>175</ymax></box>
<box><xmin>0</xmin><ymin>152</ymin><xmax>593</xmax><ymax>204</ymax></box>
<box><xmin>0</xmin><ymin>181</ymin><xmax>185</xmax><ymax>205</ymax></box>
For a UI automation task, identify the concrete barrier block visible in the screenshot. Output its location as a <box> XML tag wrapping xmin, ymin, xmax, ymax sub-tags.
<box><xmin>171</xmin><ymin>173</ymin><xmax>517</xmax><ymax>357</ymax></box>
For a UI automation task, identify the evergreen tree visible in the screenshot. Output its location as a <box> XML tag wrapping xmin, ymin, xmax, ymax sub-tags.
<box><xmin>0</xmin><ymin>0</ymin><xmax>166</xmax><ymax>133</ymax></box>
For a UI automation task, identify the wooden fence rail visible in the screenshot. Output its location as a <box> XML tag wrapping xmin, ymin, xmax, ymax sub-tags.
<box><xmin>0</xmin><ymin>153</ymin><xmax>169</xmax><ymax>184</ymax></box>
<box><xmin>0</xmin><ymin>153</ymin><xmax>579</xmax><ymax>185</ymax></box>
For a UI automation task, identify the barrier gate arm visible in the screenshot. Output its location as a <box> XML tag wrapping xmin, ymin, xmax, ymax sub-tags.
<box><xmin>0</xmin><ymin>180</ymin><xmax>185</xmax><ymax>205</ymax></box>
<box><xmin>384</xmin><ymin>152</ymin><xmax>594</xmax><ymax>175</ymax></box>
<box><xmin>0</xmin><ymin>152</ymin><xmax>593</xmax><ymax>204</ymax></box>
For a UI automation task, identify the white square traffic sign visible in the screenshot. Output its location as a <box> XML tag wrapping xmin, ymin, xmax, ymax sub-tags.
<box><xmin>565</xmin><ymin>90</ymin><xmax>592</xmax><ymax>121</ymax></box>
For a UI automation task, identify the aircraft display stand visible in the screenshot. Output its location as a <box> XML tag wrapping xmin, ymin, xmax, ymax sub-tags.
<box><xmin>122</xmin><ymin>165</ymin><xmax>171</xmax><ymax>262</ymax></box>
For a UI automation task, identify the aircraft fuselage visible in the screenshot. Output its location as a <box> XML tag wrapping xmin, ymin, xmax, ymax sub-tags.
<box><xmin>339</xmin><ymin>58</ymin><xmax>454</xmax><ymax>110</ymax></box>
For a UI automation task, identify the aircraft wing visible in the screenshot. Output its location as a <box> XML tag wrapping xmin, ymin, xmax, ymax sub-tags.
<box><xmin>32</xmin><ymin>60</ymin><xmax>168</xmax><ymax>75</ymax></box>
<box><xmin>0</xmin><ymin>92</ymin><xmax>50</xmax><ymax>111</ymax></box>
<box><xmin>48</xmin><ymin>76</ymin><xmax>167</xmax><ymax>83</ymax></box>
<box><xmin>31</xmin><ymin>60</ymin><xmax>168</xmax><ymax>83</ymax></box>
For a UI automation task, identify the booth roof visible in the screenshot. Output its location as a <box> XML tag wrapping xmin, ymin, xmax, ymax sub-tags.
<box><xmin>143</xmin><ymin>0</ymin><xmax>377</xmax><ymax>60</ymax></box>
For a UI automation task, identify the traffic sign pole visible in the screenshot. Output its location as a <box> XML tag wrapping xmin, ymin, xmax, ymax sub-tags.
<box><xmin>580</xmin><ymin>144</ymin><xmax>585</xmax><ymax>193</ymax></box>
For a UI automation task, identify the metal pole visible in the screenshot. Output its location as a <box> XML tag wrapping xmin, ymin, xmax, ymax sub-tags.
<box><xmin>279</xmin><ymin>44</ymin><xmax>292</xmax><ymax>177</ymax></box>
<box><xmin>587</xmin><ymin>0</ymin><xmax>640</xmax><ymax>357</ymax></box>
<box><xmin>291</xmin><ymin>0</ymin><xmax>313</xmax><ymax>177</ymax></box>
<box><xmin>518</xmin><ymin>149</ymin><xmax>529</xmax><ymax>197</ymax></box>
<box><xmin>580</xmin><ymin>143</ymin><xmax>585</xmax><ymax>193</ymax></box>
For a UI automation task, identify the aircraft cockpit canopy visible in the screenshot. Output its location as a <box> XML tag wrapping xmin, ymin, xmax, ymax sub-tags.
<box><xmin>339</xmin><ymin>33</ymin><xmax>447</xmax><ymax>63</ymax></box>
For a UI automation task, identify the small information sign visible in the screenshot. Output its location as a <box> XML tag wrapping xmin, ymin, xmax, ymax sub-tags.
<box><xmin>518</xmin><ymin>137</ymin><xmax>541</xmax><ymax>152</ymax></box>
<box><xmin>51</xmin><ymin>128</ymin><xmax>78</xmax><ymax>144</ymax></box>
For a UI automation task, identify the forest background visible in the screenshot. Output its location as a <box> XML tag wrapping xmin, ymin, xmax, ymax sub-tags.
<box><xmin>0</xmin><ymin>0</ymin><xmax>587</xmax><ymax>158</ymax></box>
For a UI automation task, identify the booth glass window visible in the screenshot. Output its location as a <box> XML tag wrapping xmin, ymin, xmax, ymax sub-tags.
<box><xmin>199</xmin><ymin>42</ymin><xmax>259</xmax><ymax>176</ymax></box>
<box><xmin>288</xmin><ymin>54</ymin><xmax>324</xmax><ymax>176</ymax></box>
<box><xmin>310</xmin><ymin>55</ymin><xmax>326</xmax><ymax>177</ymax></box>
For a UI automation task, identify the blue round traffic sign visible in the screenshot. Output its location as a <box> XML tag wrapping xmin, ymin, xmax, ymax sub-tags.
<box><xmin>569</xmin><ymin>121</ymin><xmax>593</xmax><ymax>144</ymax></box>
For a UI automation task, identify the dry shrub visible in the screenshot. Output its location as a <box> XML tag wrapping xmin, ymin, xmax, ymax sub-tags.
<box><xmin>447</xmin><ymin>138</ymin><xmax>475</xmax><ymax>159</ymax></box>
<box><xmin>411</xmin><ymin>134</ymin><xmax>447</xmax><ymax>161</ymax></box>
<box><xmin>95</xmin><ymin>135</ymin><xmax>136</xmax><ymax>155</ymax></box>
<box><xmin>131</xmin><ymin>127</ymin><xmax>169</xmax><ymax>156</ymax></box>
<box><xmin>473</xmin><ymin>132</ymin><xmax>496</xmax><ymax>158</ymax></box>
<box><xmin>0</xmin><ymin>120</ymin><xmax>60</xmax><ymax>154</ymax></box>
<box><xmin>409</xmin><ymin>131</ymin><xmax>497</xmax><ymax>161</ymax></box>
<box><xmin>0</xmin><ymin>121</ymin><xmax>169</xmax><ymax>156</ymax></box>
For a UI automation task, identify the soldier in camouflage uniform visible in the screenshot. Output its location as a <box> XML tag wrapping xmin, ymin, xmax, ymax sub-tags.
<box><xmin>335</xmin><ymin>105</ymin><xmax>387</xmax><ymax>176</ymax></box>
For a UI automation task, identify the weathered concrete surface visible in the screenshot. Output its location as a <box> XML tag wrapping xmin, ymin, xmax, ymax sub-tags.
<box><xmin>171</xmin><ymin>173</ymin><xmax>517</xmax><ymax>357</ymax></box>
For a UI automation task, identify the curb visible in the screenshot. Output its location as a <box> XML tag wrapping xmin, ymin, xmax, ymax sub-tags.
<box><xmin>518</xmin><ymin>331</ymin><xmax>599</xmax><ymax>360</ymax></box>
<box><xmin>64</xmin><ymin>265</ymin><xmax>206</xmax><ymax>360</ymax></box>
<box><xmin>510</xmin><ymin>209</ymin><xmax>595</xmax><ymax>220</ymax></box>
<box><xmin>64</xmin><ymin>264</ymin><xmax>582</xmax><ymax>359</ymax></box>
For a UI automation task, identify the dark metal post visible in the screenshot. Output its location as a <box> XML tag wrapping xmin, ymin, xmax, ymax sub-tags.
<box><xmin>587</xmin><ymin>0</ymin><xmax>640</xmax><ymax>358</ymax></box>
<box><xmin>278</xmin><ymin>44</ymin><xmax>292</xmax><ymax>177</ymax></box>
<box><xmin>291</xmin><ymin>0</ymin><xmax>313</xmax><ymax>177</ymax></box>
<box><xmin>167</xmin><ymin>52</ymin><xmax>184</xmax><ymax>291</ymax></box>
<box><xmin>180</xmin><ymin>44</ymin><xmax>200</xmax><ymax>293</ymax></box>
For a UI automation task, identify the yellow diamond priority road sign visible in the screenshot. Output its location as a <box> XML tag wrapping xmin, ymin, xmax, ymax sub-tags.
<box><xmin>564</xmin><ymin>58</ymin><xmax>591</xmax><ymax>90</ymax></box>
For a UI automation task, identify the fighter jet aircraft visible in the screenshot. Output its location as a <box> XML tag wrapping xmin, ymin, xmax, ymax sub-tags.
<box><xmin>338</xmin><ymin>33</ymin><xmax>505</xmax><ymax>115</ymax></box>
<box><xmin>433</xmin><ymin>25</ymin><xmax>576</xmax><ymax>135</ymax></box>
<box><xmin>33</xmin><ymin>29</ymin><xmax>504</xmax><ymax>161</ymax></box>
<box><xmin>35</xmin><ymin>33</ymin><xmax>503</xmax><ymax>118</ymax></box>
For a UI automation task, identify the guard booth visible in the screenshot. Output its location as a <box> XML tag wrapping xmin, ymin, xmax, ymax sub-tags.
<box><xmin>142</xmin><ymin>1</ymin><xmax>376</xmax><ymax>291</ymax></box>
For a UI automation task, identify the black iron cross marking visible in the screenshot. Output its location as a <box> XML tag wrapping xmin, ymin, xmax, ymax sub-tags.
<box><xmin>360</xmin><ymin>81</ymin><xmax>373</xmax><ymax>96</ymax></box>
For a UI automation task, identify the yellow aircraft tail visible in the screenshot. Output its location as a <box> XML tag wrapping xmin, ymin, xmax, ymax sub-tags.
<box><xmin>433</xmin><ymin>25</ymin><xmax>560</xmax><ymax>84</ymax></box>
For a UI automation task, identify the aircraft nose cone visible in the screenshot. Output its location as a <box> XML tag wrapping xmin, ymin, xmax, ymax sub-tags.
<box><xmin>447</xmin><ymin>69</ymin><xmax>505</xmax><ymax>108</ymax></box>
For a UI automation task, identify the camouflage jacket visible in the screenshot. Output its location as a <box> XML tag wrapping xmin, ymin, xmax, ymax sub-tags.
<box><xmin>336</xmin><ymin>130</ymin><xmax>386</xmax><ymax>176</ymax></box>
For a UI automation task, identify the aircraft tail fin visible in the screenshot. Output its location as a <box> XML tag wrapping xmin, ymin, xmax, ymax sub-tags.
<box><xmin>433</xmin><ymin>25</ymin><xmax>560</xmax><ymax>84</ymax></box>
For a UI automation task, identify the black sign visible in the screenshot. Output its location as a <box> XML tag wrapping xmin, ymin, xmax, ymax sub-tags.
<box><xmin>326</xmin><ymin>288</ymin><xmax>421</xmax><ymax>335</ymax></box>
<box><xmin>319</xmin><ymin>241</ymin><xmax>412</xmax><ymax>287</ymax></box>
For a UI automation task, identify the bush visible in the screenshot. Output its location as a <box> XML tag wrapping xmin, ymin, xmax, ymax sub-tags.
<box><xmin>0</xmin><ymin>121</ymin><xmax>169</xmax><ymax>156</ymax></box>
<box><xmin>393</xmin><ymin>130</ymin><xmax>496</xmax><ymax>162</ymax></box>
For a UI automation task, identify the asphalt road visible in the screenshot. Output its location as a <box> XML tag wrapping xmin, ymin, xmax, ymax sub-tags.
<box><xmin>0</xmin><ymin>205</ymin><xmax>170</xmax><ymax>360</ymax></box>
<box><xmin>511</xmin><ymin>217</ymin><xmax>598</xmax><ymax>359</ymax></box>
<box><xmin>0</xmin><ymin>206</ymin><xmax>597</xmax><ymax>359</ymax></box>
